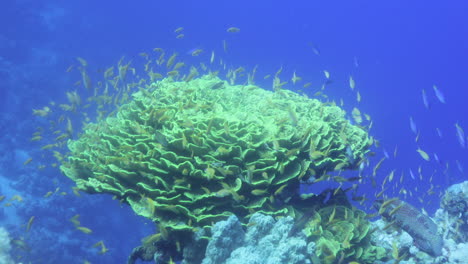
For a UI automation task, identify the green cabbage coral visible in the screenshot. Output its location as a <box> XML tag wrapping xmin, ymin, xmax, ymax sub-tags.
<box><xmin>304</xmin><ymin>205</ymin><xmax>386</xmax><ymax>264</ymax></box>
<box><xmin>60</xmin><ymin>74</ymin><xmax>370</xmax><ymax>245</ymax></box>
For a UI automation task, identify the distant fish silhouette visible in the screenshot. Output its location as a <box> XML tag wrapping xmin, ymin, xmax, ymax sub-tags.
<box><xmin>455</xmin><ymin>123</ymin><xmax>466</xmax><ymax>148</ymax></box>
<box><xmin>409</xmin><ymin>116</ymin><xmax>417</xmax><ymax>134</ymax></box>
<box><xmin>432</xmin><ymin>85</ymin><xmax>446</xmax><ymax>103</ymax></box>
<box><xmin>421</xmin><ymin>89</ymin><xmax>430</xmax><ymax>109</ymax></box>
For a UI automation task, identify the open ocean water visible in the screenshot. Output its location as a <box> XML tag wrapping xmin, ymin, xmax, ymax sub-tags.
<box><xmin>0</xmin><ymin>1</ymin><xmax>467</xmax><ymax>263</ymax></box>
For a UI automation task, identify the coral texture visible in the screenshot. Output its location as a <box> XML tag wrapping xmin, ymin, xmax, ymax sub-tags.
<box><xmin>303</xmin><ymin>205</ymin><xmax>386</xmax><ymax>264</ymax></box>
<box><xmin>440</xmin><ymin>181</ymin><xmax>467</xmax><ymax>242</ymax></box>
<box><xmin>60</xmin><ymin>75</ymin><xmax>370</xmax><ymax>243</ymax></box>
<box><xmin>200</xmin><ymin>212</ymin><xmax>312</xmax><ymax>264</ymax></box>
<box><xmin>0</xmin><ymin>227</ymin><xmax>14</xmax><ymax>264</ymax></box>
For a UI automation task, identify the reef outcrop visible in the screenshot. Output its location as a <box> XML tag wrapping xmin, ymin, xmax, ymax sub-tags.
<box><xmin>60</xmin><ymin>75</ymin><xmax>370</xmax><ymax>248</ymax></box>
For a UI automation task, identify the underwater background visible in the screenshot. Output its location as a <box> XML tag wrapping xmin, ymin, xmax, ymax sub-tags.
<box><xmin>0</xmin><ymin>0</ymin><xmax>467</xmax><ymax>263</ymax></box>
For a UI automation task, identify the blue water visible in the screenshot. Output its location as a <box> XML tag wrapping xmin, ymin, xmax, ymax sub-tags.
<box><xmin>1</xmin><ymin>0</ymin><xmax>467</xmax><ymax>263</ymax></box>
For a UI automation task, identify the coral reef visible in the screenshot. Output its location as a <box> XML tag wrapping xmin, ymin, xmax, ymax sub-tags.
<box><xmin>60</xmin><ymin>75</ymin><xmax>371</xmax><ymax>247</ymax></box>
<box><xmin>201</xmin><ymin>215</ymin><xmax>247</xmax><ymax>264</ymax></box>
<box><xmin>0</xmin><ymin>227</ymin><xmax>15</xmax><ymax>264</ymax></box>
<box><xmin>371</xmin><ymin>180</ymin><xmax>468</xmax><ymax>264</ymax></box>
<box><xmin>196</xmin><ymin>213</ymin><xmax>313</xmax><ymax>264</ymax></box>
<box><xmin>438</xmin><ymin>181</ymin><xmax>467</xmax><ymax>243</ymax></box>
<box><xmin>303</xmin><ymin>205</ymin><xmax>386</xmax><ymax>264</ymax></box>
<box><xmin>181</xmin><ymin>190</ymin><xmax>387</xmax><ymax>264</ymax></box>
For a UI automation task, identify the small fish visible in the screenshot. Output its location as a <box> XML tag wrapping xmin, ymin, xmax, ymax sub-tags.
<box><xmin>356</xmin><ymin>91</ymin><xmax>361</xmax><ymax>103</ymax></box>
<box><xmin>80</xmin><ymin>69</ymin><xmax>92</xmax><ymax>90</ymax></box>
<box><xmin>174</xmin><ymin>27</ymin><xmax>184</xmax><ymax>33</ymax></box>
<box><xmin>215</xmin><ymin>189</ymin><xmax>231</xmax><ymax>198</ymax></box>
<box><xmin>23</xmin><ymin>158</ymin><xmax>33</xmax><ymax>166</ymax></box>
<box><xmin>66</xmin><ymin>118</ymin><xmax>73</xmax><ymax>137</ymax></box>
<box><xmin>379</xmin><ymin>198</ymin><xmax>400</xmax><ymax>211</ymax></box>
<box><xmin>333</xmin><ymin>176</ymin><xmax>348</xmax><ymax>183</ymax></box>
<box><xmin>388</xmin><ymin>170</ymin><xmax>395</xmax><ymax>182</ymax></box>
<box><xmin>10</xmin><ymin>194</ymin><xmax>23</xmax><ymax>202</ymax></box>
<box><xmin>455</xmin><ymin>160</ymin><xmax>464</xmax><ymax>173</ymax></box>
<box><xmin>309</xmin><ymin>151</ymin><xmax>325</xmax><ymax>160</ymax></box>
<box><xmin>383</xmin><ymin>149</ymin><xmax>390</xmax><ymax>159</ymax></box>
<box><xmin>191</xmin><ymin>49</ymin><xmax>203</xmax><ymax>56</ymax></box>
<box><xmin>70</xmin><ymin>214</ymin><xmax>81</xmax><ymax>227</ymax></box>
<box><xmin>176</xmin><ymin>34</ymin><xmax>184</xmax><ymax>39</ymax></box>
<box><xmin>309</xmin><ymin>43</ymin><xmax>321</xmax><ymax>55</ymax></box>
<box><xmin>76</xmin><ymin>226</ymin><xmax>93</xmax><ymax>234</ymax></box>
<box><xmin>399</xmin><ymin>171</ymin><xmax>405</xmax><ymax>183</ymax></box>
<box><xmin>144</xmin><ymin>197</ymin><xmax>155</xmax><ymax>216</ymax></box>
<box><xmin>11</xmin><ymin>239</ymin><xmax>29</xmax><ymax>251</ymax></box>
<box><xmin>409</xmin><ymin>116</ymin><xmax>417</xmax><ymax>134</ymax></box>
<box><xmin>166</xmin><ymin>53</ymin><xmax>177</xmax><ymax>69</ymax></box>
<box><xmin>421</xmin><ymin>89</ymin><xmax>430</xmax><ymax>109</ymax></box>
<box><xmin>274</xmin><ymin>184</ymin><xmax>288</xmax><ymax>196</ymax></box>
<box><xmin>416</xmin><ymin>148</ymin><xmax>430</xmax><ymax>161</ymax></box>
<box><xmin>210</xmin><ymin>51</ymin><xmax>215</xmax><ymax>64</ymax></box>
<box><xmin>334</xmin><ymin>162</ymin><xmax>347</xmax><ymax>171</ymax></box>
<box><xmin>353</xmin><ymin>56</ymin><xmax>359</xmax><ymax>67</ymax></box>
<box><xmin>415</xmin><ymin>131</ymin><xmax>421</xmax><ymax>143</ymax></box>
<box><xmin>349</xmin><ymin>76</ymin><xmax>355</xmax><ymax>90</ymax></box>
<box><xmin>72</xmin><ymin>187</ymin><xmax>81</xmax><ymax>197</ymax></box>
<box><xmin>205</xmin><ymin>167</ymin><xmax>216</xmax><ymax>180</ymax></box>
<box><xmin>364</xmin><ymin>113</ymin><xmax>371</xmax><ymax>121</ymax></box>
<box><xmin>389</xmin><ymin>203</ymin><xmax>404</xmax><ymax>216</ymax></box>
<box><xmin>455</xmin><ymin>123</ymin><xmax>466</xmax><ymax>148</ymax></box>
<box><xmin>251</xmin><ymin>189</ymin><xmax>268</xmax><ymax>196</ymax></box>
<box><xmin>93</xmin><ymin>240</ymin><xmax>109</xmax><ymax>255</ymax></box>
<box><xmin>433</xmin><ymin>153</ymin><xmax>441</xmax><ymax>165</ymax></box>
<box><xmin>432</xmin><ymin>85</ymin><xmax>445</xmax><ymax>103</ymax></box>
<box><xmin>26</xmin><ymin>216</ymin><xmax>35</xmax><ymax>232</ymax></box>
<box><xmin>328</xmin><ymin>206</ymin><xmax>336</xmax><ymax>223</ymax></box>
<box><xmin>76</xmin><ymin>57</ymin><xmax>88</xmax><ymax>67</ymax></box>
<box><xmin>373</xmin><ymin>157</ymin><xmax>386</xmax><ymax>176</ymax></box>
<box><xmin>227</xmin><ymin>27</ymin><xmax>240</xmax><ymax>33</ymax></box>
<box><xmin>291</xmin><ymin>71</ymin><xmax>301</xmax><ymax>84</ymax></box>
<box><xmin>323</xmin><ymin>70</ymin><xmax>330</xmax><ymax>79</ymax></box>
<box><xmin>436</xmin><ymin>127</ymin><xmax>443</xmax><ymax>138</ymax></box>
<box><xmin>345</xmin><ymin>145</ymin><xmax>354</xmax><ymax>163</ymax></box>
<box><xmin>32</xmin><ymin>106</ymin><xmax>51</xmax><ymax>117</ymax></box>
<box><xmin>352</xmin><ymin>107</ymin><xmax>362</xmax><ymax>124</ymax></box>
